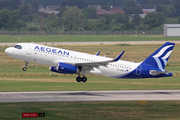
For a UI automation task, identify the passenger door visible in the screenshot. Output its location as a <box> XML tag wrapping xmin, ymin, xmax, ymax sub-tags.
<box><xmin>26</xmin><ymin>44</ymin><xmax>32</xmax><ymax>55</ymax></box>
<box><xmin>135</xmin><ymin>65</ymin><xmax>141</xmax><ymax>76</ymax></box>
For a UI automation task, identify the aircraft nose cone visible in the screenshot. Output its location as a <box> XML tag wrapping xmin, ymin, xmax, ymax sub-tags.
<box><xmin>5</xmin><ymin>48</ymin><xmax>12</xmax><ymax>55</ymax></box>
<box><xmin>5</xmin><ymin>48</ymin><xmax>9</xmax><ymax>54</ymax></box>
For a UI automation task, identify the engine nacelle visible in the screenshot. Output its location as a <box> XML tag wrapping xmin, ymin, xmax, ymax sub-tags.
<box><xmin>49</xmin><ymin>62</ymin><xmax>80</xmax><ymax>74</ymax></box>
<box><xmin>49</xmin><ymin>66</ymin><xmax>59</xmax><ymax>73</ymax></box>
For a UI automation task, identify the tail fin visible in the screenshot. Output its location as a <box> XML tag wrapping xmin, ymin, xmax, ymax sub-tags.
<box><xmin>142</xmin><ymin>42</ymin><xmax>175</xmax><ymax>70</ymax></box>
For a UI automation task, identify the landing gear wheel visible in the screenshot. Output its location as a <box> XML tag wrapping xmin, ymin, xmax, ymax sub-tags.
<box><xmin>23</xmin><ymin>67</ymin><xmax>27</xmax><ymax>71</ymax></box>
<box><xmin>76</xmin><ymin>76</ymin><xmax>82</xmax><ymax>82</ymax></box>
<box><xmin>81</xmin><ymin>77</ymin><xmax>87</xmax><ymax>82</ymax></box>
<box><xmin>23</xmin><ymin>61</ymin><xmax>28</xmax><ymax>71</ymax></box>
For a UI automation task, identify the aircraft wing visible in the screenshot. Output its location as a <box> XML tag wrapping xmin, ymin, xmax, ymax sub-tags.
<box><xmin>74</xmin><ymin>51</ymin><xmax>125</xmax><ymax>69</ymax></box>
<box><xmin>53</xmin><ymin>51</ymin><xmax>125</xmax><ymax>70</ymax></box>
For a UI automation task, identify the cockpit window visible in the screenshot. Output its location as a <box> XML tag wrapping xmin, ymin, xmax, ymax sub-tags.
<box><xmin>13</xmin><ymin>45</ymin><xmax>22</xmax><ymax>49</ymax></box>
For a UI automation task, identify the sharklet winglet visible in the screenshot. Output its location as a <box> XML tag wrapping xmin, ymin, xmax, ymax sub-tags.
<box><xmin>113</xmin><ymin>51</ymin><xmax>125</xmax><ymax>62</ymax></box>
<box><xmin>95</xmin><ymin>52</ymin><xmax>100</xmax><ymax>56</ymax></box>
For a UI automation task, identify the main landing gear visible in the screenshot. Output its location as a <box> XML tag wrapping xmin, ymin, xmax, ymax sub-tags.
<box><xmin>76</xmin><ymin>74</ymin><xmax>87</xmax><ymax>82</ymax></box>
<box><xmin>23</xmin><ymin>61</ymin><xmax>28</xmax><ymax>71</ymax></box>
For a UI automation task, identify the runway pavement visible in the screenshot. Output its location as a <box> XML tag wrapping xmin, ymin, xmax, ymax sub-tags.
<box><xmin>0</xmin><ymin>90</ymin><xmax>180</xmax><ymax>103</ymax></box>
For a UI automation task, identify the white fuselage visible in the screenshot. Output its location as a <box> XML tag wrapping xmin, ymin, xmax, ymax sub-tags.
<box><xmin>5</xmin><ymin>43</ymin><xmax>141</xmax><ymax>78</ymax></box>
<box><xmin>5</xmin><ymin>42</ymin><xmax>175</xmax><ymax>80</ymax></box>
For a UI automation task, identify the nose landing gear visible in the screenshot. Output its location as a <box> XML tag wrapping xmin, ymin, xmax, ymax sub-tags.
<box><xmin>23</xmin><ymin>61</ymin><xmax>28</xmax><ymax>71</ymax></box>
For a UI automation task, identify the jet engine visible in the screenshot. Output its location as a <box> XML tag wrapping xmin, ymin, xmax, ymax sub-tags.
<box><xmin>49</xmin><ymin>62</ymin><xmax>80</xmax><ymax>74</ymax></box>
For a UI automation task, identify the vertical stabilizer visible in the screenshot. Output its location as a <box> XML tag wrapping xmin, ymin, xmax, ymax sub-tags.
<box><xmin>142</xmin><ymin>42</ymin><xmax>175</xmax><ymax>70</ymax></box>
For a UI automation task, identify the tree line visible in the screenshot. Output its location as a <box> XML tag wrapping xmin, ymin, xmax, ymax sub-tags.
<box><xmin>0</xmin><ymin>0</ymin><xmax>180</xmax><ymax>31</ymax></box>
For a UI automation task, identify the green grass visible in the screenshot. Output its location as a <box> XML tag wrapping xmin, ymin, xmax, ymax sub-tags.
<box><xmin>0</xmin><ymin>101</ymin><xmax>180</xmax><ymax>120</ymax></box>
<box><xmin>0</xmin><ymin>67</ymin><xmax>179</xmax><ymax>91</ymax></box>
<box><xmin>0</xmin><ymin>35</ymin><xmax>180</xmax><ymax>43</ymax></box>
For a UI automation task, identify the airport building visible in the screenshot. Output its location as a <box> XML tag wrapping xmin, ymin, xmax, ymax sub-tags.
<box><xmin>164</xmin><ymin>24</ymin><xmax>180</xmax><ymax>36</ymax></box>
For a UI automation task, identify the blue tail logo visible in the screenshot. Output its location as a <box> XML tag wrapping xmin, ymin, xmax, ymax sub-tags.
<box><xmin>142</xmin><ymin>42</ymin><xmax>175</xmax><ymax>70</ymax></box>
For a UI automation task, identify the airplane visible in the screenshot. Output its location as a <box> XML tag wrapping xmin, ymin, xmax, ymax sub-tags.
<box><xmin>5</xmin><ymin>42</ymin><xmax>175</xmax><ymax>82</ymax></box>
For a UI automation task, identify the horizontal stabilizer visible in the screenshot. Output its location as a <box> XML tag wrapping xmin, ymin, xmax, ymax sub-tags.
<box><xmin>150</xmin><ymin>70</ymin><xmax>172</xmax><ymax>76</ymax></box>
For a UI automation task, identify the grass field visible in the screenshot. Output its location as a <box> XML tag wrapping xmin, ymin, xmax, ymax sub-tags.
<box><xmin>1</xmin><ymin>101</ymin><xmax>180</xmax><ymax>120</ymax></box>
<box><xmin>0</xmin><ymin>35</ymin><xmax>180</xmax><ymax>43</ymax></box>
<box><xmin>0</xmin><ymin>43</ymin><xmax>180</xmax><ymax>91</ymax></box>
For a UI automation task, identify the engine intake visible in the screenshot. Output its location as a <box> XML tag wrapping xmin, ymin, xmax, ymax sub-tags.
<box><xmin>49</xmin><ymin>62</ymin><xmax>80</xmax><ymax>74</ymax></box>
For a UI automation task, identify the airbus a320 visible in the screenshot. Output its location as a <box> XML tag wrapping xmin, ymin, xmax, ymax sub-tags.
<box><xmin>5</xmin><ymin>42</ymin><xmax>175</xmax><ymax>82</ymax></box>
